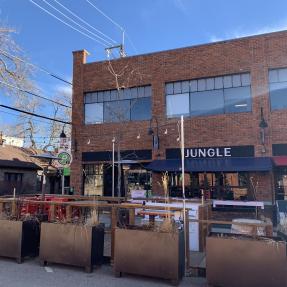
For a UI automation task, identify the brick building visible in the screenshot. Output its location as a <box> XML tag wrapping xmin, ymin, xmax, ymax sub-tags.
<box><xmin>71</xmin><ymin>30</ymin><xmax>287</xmax><ymax>210</ymax></box>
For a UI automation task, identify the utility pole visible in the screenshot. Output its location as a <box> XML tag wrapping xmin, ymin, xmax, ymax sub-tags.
<box><xmin>105</xmin><ymin>44</ymin><xmax>126</xmax><ymax>58</ymax></box>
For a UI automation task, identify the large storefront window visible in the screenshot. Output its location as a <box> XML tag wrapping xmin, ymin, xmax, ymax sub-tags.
<box><xmin>83</xmin><ymin>164</ymin><xmax>104</xmax><ymax>196</ymax></box>
<box><xmin>274</xmin><ymin>167</ymin><xmax>287</xmax><ymax>200</ymax></box>
<box><xmin>126</xmin><ymin>168</ymin><xmax>152</xmax><ymax>196</ymax></box>
<box><xmin>168</xmin><ymin>172</ymin><xmax>250</xmax><ymax>200</ymax></box>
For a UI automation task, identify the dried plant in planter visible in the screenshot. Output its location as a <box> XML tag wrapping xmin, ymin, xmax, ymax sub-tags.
<box><xmin>85</xmin><ymin>209</ymin><xmax>100</xmax><ymax>226</ymax></box>
<box><xmin>158</xmin><ymin>172</ymin><xmax>179</xmax><ymax>233</ymax></box>
<box><xmin>20</xmin><ymin>213</ymin><xmax>40</xmax><ymax>223</ymax></box>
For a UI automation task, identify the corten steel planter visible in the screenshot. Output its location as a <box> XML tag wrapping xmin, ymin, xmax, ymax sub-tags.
<box><xmin>114</xmin><ymin>228</ymin><xmax>185</xmax><ymax>285</ymax></box>
<box><xmin>39</xmin><ymin>223</ymin><xmax>104</xmax><ymax>272</ymax></box>
<box><xmin>0</xmin><ymin>219</ymin><xmax>40</xmax><ymax>263</ymax></box>
<box><xmin>206</xmin><ymin>235</ymin><xmax>287</xmax><ymax>287</ymax></box>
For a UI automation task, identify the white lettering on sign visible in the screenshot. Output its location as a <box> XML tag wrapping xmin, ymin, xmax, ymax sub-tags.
<box><xmin>224</xmin><ymin>147</ymin><xmax>231</xmax><ymax>157</ymax></box>
<box><xmin>185</xmin><ymin>147</ymin><xmax>233</xmax><ymax>158</ymax></box>
<box><xmin>198</xmin><ymin>149</ymin><xmax>206</xmax><ymax>157</ymax></box>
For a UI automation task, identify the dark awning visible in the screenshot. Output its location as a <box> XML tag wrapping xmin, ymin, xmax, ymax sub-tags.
<box><xmin>273</xmin><ymin>156</ymin><xmax>287</xmax><ymax>166</ymax></box>
<box><xmin>146</xmin><ymin>157</ymin><xmax>273</xmax><ymax>172</ymax></box>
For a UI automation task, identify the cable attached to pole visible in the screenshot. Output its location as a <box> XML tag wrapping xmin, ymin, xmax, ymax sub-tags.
<box><xmin>0</xmin><ymin>104</ymin><xmax>71</xmax><ymax>125</ymax></box>
<box><xmin>0</xmin><ymin>81</ymin><xmax>71</xmax><ymax>108</ymax></box>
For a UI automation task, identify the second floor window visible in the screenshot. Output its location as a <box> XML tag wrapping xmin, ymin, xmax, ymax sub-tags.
<box><xmin>269</xmin><ymin>68</ymin><xmax>287</xmax><ymax>111</ymax></box>
<box><xmin>84</xmin><ymin>85</ymin><xmax>152</xmax><ymax>124</ymax></box>
<box><xmin>166</xmin><ymin>73</ymin><xmax>251</xmax><ymax>118</ymax></box>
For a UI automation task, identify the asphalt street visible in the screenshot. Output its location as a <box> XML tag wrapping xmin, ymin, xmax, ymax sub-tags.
<box><xmin>0</xmin><ymin>258</ymin><xmax>207</xmax><ymax>287</ymax></box>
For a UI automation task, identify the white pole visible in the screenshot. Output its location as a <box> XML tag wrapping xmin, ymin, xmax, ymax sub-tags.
<box><xmin>112</xmin><ymin>138</ymin><xmax>115</xmax><ymax>197</ymax></box>
<box><xmin>13</xmin><ymin>187</ymin><xmax>16</xmax><ymax>198</ymax></box>
<box><xmin>181</xmin><ymin>115</ymin><xmax>187</xmax><ymax>270</ymax></box>
<box><xmin>181</xmin><ymin>116</ymin><xmax>185</xmax><ymax>199</ymax></box>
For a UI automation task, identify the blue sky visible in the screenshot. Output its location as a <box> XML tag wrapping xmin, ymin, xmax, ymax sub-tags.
<box><xmin>1</xmin><ymin>0</ymin><xmax>287</xmax><ymax>142</ymax></box>
<box><xmin>2</xmin><ymin>0</ymin><xmax>287</xmax><ymax>78</ymax></box>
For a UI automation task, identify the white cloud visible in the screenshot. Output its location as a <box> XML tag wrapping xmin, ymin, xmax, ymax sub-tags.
<box><xmin>209</xmin><ymin>19</ymin><xmax>287</xmax><ymax>43</ymax></box>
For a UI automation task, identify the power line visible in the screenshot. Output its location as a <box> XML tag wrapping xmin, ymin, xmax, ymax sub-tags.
<box><xmin>0</xmin><ymin>109</ymin><xmax>54</xmax><ymax>125</ymax></box>
<box><xmin>85</xmin><ymin>0</ymin><xmax>138</xmax><ymax>54</ymax></box>
<box><xmin>41</xmin><ymin>0</ymin><xmax>114</xmax><ymax>46</ymax></box>
<box><xmin>0</xmin><ymin>104</ymin><xmax>71</xmax><ymax>125</ymax></box>
<box><xmin>0</xmin><ymin>48</ymin><xmax>72</xmax><ymax>86</ymax></box>
<box><xmin>125</xmin><ymin>32</ymin><xmax>138</xmax><ymax>54</ymax></box>
<box><xmin>85</xmin><ymin>0</ymin><xmax>124</xmax><ymax>31</ymax></box>
<box><xmin>0</xmin><ymin>81</ymin><xmax>72</xmax><ymax>108</ymax></box>
<box><xmin>29</xmin><ymin>0</ymin><xmax>109</xmax><ymax>47</ymax></box>
<box><xmin>52</xmin><ymin>0</ymin><xmax>117</xmax><ymax>45</ymax></box>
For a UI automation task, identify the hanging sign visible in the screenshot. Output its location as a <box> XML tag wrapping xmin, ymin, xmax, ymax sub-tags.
<box><xmin>57</xmin><ymin>151</ymin><xmax>72</xmax><ymax>167</ymax></box>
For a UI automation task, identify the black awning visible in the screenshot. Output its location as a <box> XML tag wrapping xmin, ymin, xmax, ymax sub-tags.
<box><xmin>146</xmin><ymin>159</ymin><xmax>181</xmax><ymax>172</ymax></box>
<box><xmin>146</xmin><ymin>157</ymin><xmax>273</xmax><ymax>172</ymax></box>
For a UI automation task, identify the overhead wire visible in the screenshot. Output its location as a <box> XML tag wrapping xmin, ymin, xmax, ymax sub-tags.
<box><xmin>0</xmin><ymin>48</ymin><xmax>72</xmax><ymax>86</ymax></box>
<box><xmin>40</xmin><ymin>0</ymin><xmax>114</xmax><ymax>46</ymax></box>
<box><xmin>29</xmin><ymin>0</ymin><xmax>109</xmax><ymax>47</ymax></box>
<box><xmin>0</xmin><ymin>104</ymin><xmax>71</xmax><ymax>125</ymax></box>
<box><xmin>0</xmin><ymin>108</ymin><xmax>55</xmax><ymax>125</ymax></box>
<box><xmin>85</xmin><ymin>0</ymin><xmax>139</xmax><ymax>55</ymax></box>
<box><xmin>0</xmin><ymin>81</ymin><xmax>71</xmax><ymax>108</ymax></box>
<box><xmin>85</xmin><ymin>0</ymin><xmax>124</xmax><ymax>31</ymax></box>
<box><xmin>125</xmin><ymin>32</ymin><xmax>138</xmax><ymax>54</ymax></box>
<box><xmin>51</xmin><ymin>0</ymin><xmax>117</xmax><ymax>45</ymax></box>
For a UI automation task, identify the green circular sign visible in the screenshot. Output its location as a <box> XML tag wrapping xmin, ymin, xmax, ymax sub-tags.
<box><xmin>58</xmin><ymin>151</ymin><xmax>72</xmax><ymax>166</ymax></box>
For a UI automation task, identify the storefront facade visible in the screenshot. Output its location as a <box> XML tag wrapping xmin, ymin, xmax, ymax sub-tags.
<box><xmin>71</xmin><ymin>30</ymin><xmax>287</xmax><ymax>207</ymax></box>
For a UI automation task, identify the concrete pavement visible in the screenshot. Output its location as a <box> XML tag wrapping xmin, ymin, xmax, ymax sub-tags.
<box><xmin>0</xmin><ymin>257</ymin><xmax>208</xmax><ymax>287</ymax></box>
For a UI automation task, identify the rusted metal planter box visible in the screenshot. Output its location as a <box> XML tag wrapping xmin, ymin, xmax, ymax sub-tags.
<box><xmin>0</xmin><ymin>219</ymin><xmax>40</xmax><ymax>263</ymax></box>
<box><xmin>114</xmin><ymin>228</ymin><xmax>185</xmax><ymax>285</ymax></box>
<box><xmin>206</xmin><ymin>235</ymin><xmax>287</xmax><ymax>287</ymax></box>
<box><xmin>39</xmin><ymin>223</ymin><xmax>104</xmax><ymax>272</ymax></box>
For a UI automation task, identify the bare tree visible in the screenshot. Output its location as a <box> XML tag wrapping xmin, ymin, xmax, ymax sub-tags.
<box><xmin>104</xmin><ymin>53</ymin><xmax>150</xmax><ymax>197</ymax></box>
<box><xmin>0</xmin><ymin>26</ymin><xmax>71</xmax><ymax>150</ymax></box>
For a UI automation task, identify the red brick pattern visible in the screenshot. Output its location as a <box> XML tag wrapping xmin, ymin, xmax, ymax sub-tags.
<box><xmin>71</xmin><ymin>31</ymin><xmax>287</xmax><ymax>198</ymax></box>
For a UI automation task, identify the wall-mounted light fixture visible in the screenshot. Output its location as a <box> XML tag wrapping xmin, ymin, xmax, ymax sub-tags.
<box><xmin>259</xmin><ymin>107</ymin><xmax>268</xmax><ymax>152</ymax></box>
<box><xmin>147</xmin><ymin>116</ymin><xmax>159</xmax><ymax>150</ymax></box>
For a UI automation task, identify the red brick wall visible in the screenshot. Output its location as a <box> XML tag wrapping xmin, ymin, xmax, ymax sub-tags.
<box><xmin>71</xmin><ymin>31</ymin><xmax>287</xmax><ymax>197</ymax></box>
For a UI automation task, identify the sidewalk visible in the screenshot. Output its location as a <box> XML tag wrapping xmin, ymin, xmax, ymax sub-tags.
<box><xmin>0</xmin><ymin>257</ymin><xmax>208</xmax><ymax>287</ymax></box>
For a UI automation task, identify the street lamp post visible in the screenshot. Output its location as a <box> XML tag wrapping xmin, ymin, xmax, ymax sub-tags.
<box><xmin>30</xmin><ymin>154</ymin><xmax>59</xmax><ymax>213</ymax></box>
<box><xmin>180</xmin><ymin>115</ymin><xmax>188</xmax><ymax>270</ymax></box>
<box><xmin>112</xmin><ymin>137</ymin><xmax>116</xmax><ymax>197</ymax></box>
<box><xmin>59</xmin><ymin>127</ymin><xmax>67</xmax><ymax>195</ymax></box>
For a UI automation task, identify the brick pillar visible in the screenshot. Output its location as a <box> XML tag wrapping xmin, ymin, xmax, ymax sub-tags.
<box><xmin>70</xmin><ymin>50</ymin><xmax>89</xmax><ymax>195</ymax></box>
<box><xmin>249</xmin><ymin>171</ymin><xmax>273</xmax><ymax>202</ymax></box>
